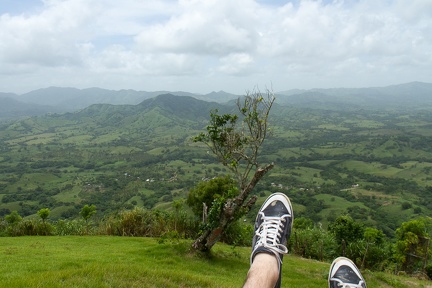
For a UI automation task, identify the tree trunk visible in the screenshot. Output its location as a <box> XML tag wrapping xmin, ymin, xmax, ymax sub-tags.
<box><xmin>192</xmin><ymin>163</ymin><xmax>273</xmax><ymax>252</ymax></box>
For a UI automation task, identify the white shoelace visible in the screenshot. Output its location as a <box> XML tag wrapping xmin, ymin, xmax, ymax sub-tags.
<box><xmin>253</xmin><ymin>213</ymin><xmax>289</xmax><ymax>262</ymax></box>
<box><xmin>330</xmin><ymin>278</ymin><xmax>365</xmax><ymax>288</ymax></box>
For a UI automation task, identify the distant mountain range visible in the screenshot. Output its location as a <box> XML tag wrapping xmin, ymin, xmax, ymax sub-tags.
<box><xmin>1</xmin><ymin>82</ymin><xmax>432</xmax><ymax>121</ymax></box>
<box><xmin>0</xmin><ymin>93</ymin><xmax>64</xmax><ymax>121</ymax></box>
<box><xmin>0</xmin><ymin>88</ymin><xmax>238</xmax><ymax>121</ymax></box>
<box><xmin>276</xmin><ymin>81</ymin><xmax>432</xmax><ymax>110</ymax></box>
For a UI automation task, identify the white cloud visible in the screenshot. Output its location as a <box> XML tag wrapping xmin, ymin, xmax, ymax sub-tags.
<box><xmin>0</xmin><ymin>0</ymin><xmax>431</xmax><ymax>94</ymax></box>
<box><xmin>134</xmin><ymin>0</ymin><xmax>258</xmax><ymax>56</ymax></box>
<box><xmin>0</xmin><ymin>0</ymin><xmax>97</xmax><ymax>68</ymax></box>
<box><xmin>218</xmin><ymin>53</ymin><xmax>255</xmax><ymax>75</ymax></box>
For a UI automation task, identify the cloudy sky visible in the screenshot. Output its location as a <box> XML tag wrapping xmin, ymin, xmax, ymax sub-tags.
<box><xmin>0</xmin><ymin>0</ymin><xmax>431</xmax><ymax>94</ymax></box>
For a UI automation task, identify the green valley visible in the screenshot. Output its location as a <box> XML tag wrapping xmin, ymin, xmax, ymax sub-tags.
<box><xmin>1</xmin><ymin>92</ymin><xmax>432</xmax><ymax>237</ymax></box>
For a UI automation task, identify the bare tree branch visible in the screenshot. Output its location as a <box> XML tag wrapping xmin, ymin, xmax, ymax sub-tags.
<box><xmin>191</xmin><ymin>87</ymin><xmax>276</xmax><ymax>252</ymax></box>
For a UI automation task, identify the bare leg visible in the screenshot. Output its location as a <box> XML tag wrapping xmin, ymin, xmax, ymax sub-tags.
<box><xmin>243</xmin><ymin>253</ymin><xmax>279</xmax><ymax>288</ymax></box>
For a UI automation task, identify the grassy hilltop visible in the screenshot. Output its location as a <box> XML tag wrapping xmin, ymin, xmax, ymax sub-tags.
<box><xmin>1</xmin><ymin>236</ymin><xmax>431</xmax><ymax>288</ymax></box>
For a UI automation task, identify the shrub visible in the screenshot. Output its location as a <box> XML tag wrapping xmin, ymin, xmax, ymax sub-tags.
<box><xmin>290</xmin><ymin>227</ymin><xmax>338</xmax><ymax>261</ymax></box>
<box><xmin>401</xmin><ymin>202</ymin><xmax>412</xmax><ymax>210</ymax></box>
<box><xmin>220</xmin><ymin>220</ymin><xmax>253</xmax><ymax>247</ymax></box>
<box><xmin>394</xmin><ymin>217</ymin><xmax>431</xmax><ymax>274</ymax></box>
<box><xmin>328</xmin><ymin>215</ymin><xmax>364</xmax><ymax>253</ymax></box>
<box><xmin>5</xmin><ymin>211</ymin><xmax>22</xmax><ymax>225</ymax></box>
<box><xmin>55</xmin><ymin>219</ymin><xmax>89</xmax><ymax>236</ymax></box>
<box><xmin>425</xmin><ymin>263</ymin><xmax>432</xmax><ymax>279</ymax></box>
<box><xmin>115</xmin><ymin>208</ymin><xmax>150</xmax><ymax>236</ymax></box>
<box><xmin>102</xmin><ymin>208</ymin><xmax>199</xmax><ymax>238</ymax></box>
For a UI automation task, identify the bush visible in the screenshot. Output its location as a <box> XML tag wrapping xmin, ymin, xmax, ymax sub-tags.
<box><xmin>108</xmin><ymin>208</ymin><xmax>151</xmax><ymax>236</ymax></box>
<box><xmin>25</xmin><ymin>220</ymin><xmax>54</xmax><ymax>236</ymax></box>
<box><xmin>290</xmin><ymin>227</ymin><xmax>338</xmax><ymax>261</ymax></box>
<box><xmin>102</xmin><ymin>208</ymin><xmax>199</xmax><ymax>238</ymax></box>
<box><xmin>362</xmin><ymin>241</ymin><xmax>393</xmax><ymax>271</ymax></box>
<box><xmin>220</xmin><ymin>220</ymin><xmax>253</xmax><ymax>247</ymax></box>
<box><xmin>394</xmin><ymin>217</ymin><xmax>431</xmax><ymax>274</ymax></box>
<box><xmin>401</xmin><ymin>202</ymin><xmax>412</xmax><ymax>210</ymax></box>
<box><xmin>425</xmin><ymin>263</ymin><xmax>432</xmax><ymax>279</ymax></box>
<box><xmin>328</xmin><ymin>215</ymin><xmax>364</xmax><ymax>255</ymax></box>
<box><xmin>55</xmin><ymin>219</ymin><xmax>89</xmax><ymax>236</ymax></box>
<box><xmin>4</xmin><ymin>219</ymin><xmax>55</xmax><ymax>236</ymax></box>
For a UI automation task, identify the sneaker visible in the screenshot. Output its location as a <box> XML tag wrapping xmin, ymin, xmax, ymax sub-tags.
<box><xmin>250</xmin><ymin>192</ymin><xmax>293</xmax><ymax>288</ymax></box>
<box><xmin>328</xmin><ymin>257</ymin><xmax>367</xmax><ymax>288</ymax></box>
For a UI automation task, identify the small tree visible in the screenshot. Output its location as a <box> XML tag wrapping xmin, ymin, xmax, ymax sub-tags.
<box><xmin>359</xmin><ymin>227</ymin><xmax>389</xmax><ymax>270</ymax></box>
<box><xmin>328</xmin><ymin>215</ymin><xmax>364</xmax><ymax>259</ymax></box>
<box><xmin>5</xmin><ymin>211</ymin><xmax>23</xmax><ymax>236</ymax></box>
<box><xmin>37</xmin><ymin>208</ymin><xmax>53</xmax><ymax>236</ymax></box>
<box><xmin>293</xmin><ymin>217</ymin><xmax>314</xmax><ymax>230</ymax></box>
<box><xmin>80</xmin><ymin>204</ymin><xmax>96</xmax><ymax>235</ymax></box>
<box><xmin>5</xmin><ymin>210</ymin><xmax>22</xmax><ymax>225</ymax></box>
<box><xmin>38</xmin><ymin>208</ymin><xmax>50</xmax><ymax>224</ymax></box>
<box><xmin>394</xmin><ymin>217</ymin><xmax>431</xmax><ymax>274</ymax></box>
<box><xmin>328</xmin><ymin>215</ymin><xmax>364</xmax><ymax>245</ymax></box>
<box><xmin>191</xmin><ymin>88</ymin><xmax>275</xmax><ymax>252</ymax></box>
<box><xmin>80</xmin><ymin>204</ymin><xmax>96</xmax><ymax>223</ymax></box>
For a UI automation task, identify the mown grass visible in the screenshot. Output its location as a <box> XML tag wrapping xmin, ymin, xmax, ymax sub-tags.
<box><xmin>1</xmin><ymin>236</ymin><xmax>432</xmax><ymax>287</ymax></box>
<box><xmin>1</xmin><ymin>236</ymin><xmax>240</xmax><ymax>288</ymax></box>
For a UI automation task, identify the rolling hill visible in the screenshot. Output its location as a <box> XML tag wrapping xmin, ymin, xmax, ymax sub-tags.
<box><xmin>1</xmin><ymin>87</ymin><xmax>432</xmax><ymax>239</ymax></box>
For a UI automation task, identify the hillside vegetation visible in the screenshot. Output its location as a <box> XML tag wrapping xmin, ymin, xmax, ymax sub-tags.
<box><xmin>2</xmin><ymin>90</ymin><xmax>432</xmax><ymax>233</ymax></box>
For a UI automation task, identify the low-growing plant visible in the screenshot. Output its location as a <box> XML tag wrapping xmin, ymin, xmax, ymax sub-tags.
<box><xmin>5</xmin><ymin>219</ymin><xmax>54</xmax><ymax>236</ymax></box>
<box><xmin>55</xmin><ymin>219</ymin><xmax>90</xmax><ymax>236</ymax></box>
<box><xmin>101</xmin><ymin>207</ymin><xmax>199</xmax><ymax>238</ymax></box>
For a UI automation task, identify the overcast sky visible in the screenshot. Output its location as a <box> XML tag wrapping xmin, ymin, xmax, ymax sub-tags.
<box><xmin>0</xmin><ymin>0</ymin><xmax>431</xmax><ymax>94</ymax></box>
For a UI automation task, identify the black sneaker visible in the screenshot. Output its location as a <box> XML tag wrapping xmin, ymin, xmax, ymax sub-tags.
<box><xmin>250</xmin><ymin>192</ymin><xmax>294</xmax><ymax>288</ymax></box>
<box><xmin>328</xmin><ymin>257</ymin><xmax>367</xmax><ymax>288</ymax></box>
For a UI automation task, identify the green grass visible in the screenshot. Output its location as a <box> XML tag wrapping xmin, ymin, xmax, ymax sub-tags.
<box><xmin>52</xmin><ymin>187</ymin><xmax>81</xmax><ymax>203</ymax></box>
<box><xmin>315</xmin><ymin>194</ymin><xmax>368</xmax><ymax>210</ymax></box>
<box><xmin>0</xmin><ymin>236</ymin><xmax>431</xmax><ymax>287</ymax></box>
<box><xmin>338</xmin><ymin>160</ymin><xmax>404</xmax><ymax>177</ymax></box>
